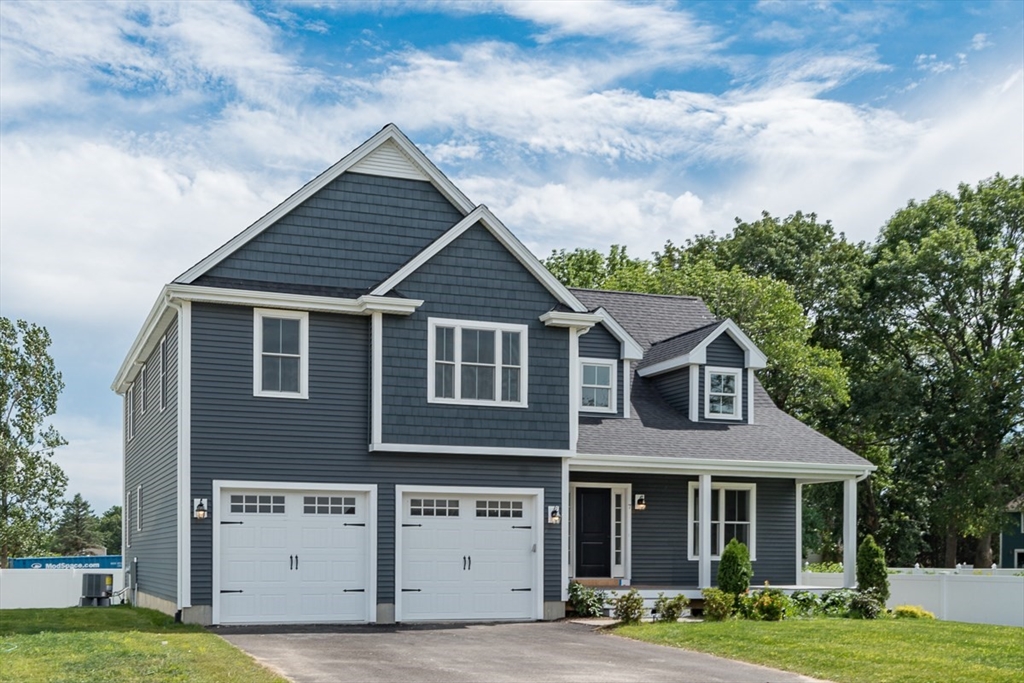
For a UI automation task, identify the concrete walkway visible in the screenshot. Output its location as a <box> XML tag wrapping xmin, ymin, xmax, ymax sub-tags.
<box><xmin>220</xmin><ymin>620</ymin><xmax>826</xmax><ymax>683</ymax></box>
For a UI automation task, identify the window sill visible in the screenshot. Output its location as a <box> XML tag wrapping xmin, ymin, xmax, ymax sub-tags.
<box><xmin>428</xmin><ymin>397</ymin><xmax>529</xmax><ymax>409</ymax></box>
<box><xmin>253</xmin><ymin>390</ymin><xmax>309</xmax><ymax>400</ymax></box>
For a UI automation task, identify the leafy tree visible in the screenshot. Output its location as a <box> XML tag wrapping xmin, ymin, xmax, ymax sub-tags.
<box><xmin>0</xmin><ymin>318</ymin><xmax>68</xmax><ymax>567</ymax></box>
<box><xmin>864</xmin><ymin>175</ymin><xmax>1024</xmax><ymax>566</ymax></box>
<box><xmin>98</xmin><ymin>505</ymin><xmax>122</xmax><ymax>555</ymax></box>
<box><xmin>718</xmin><ymin>538</ymin><xmax>753</xmax><ymax>597</ymax></box>
<box><xmin>52</xmin><ymin>493</ymin><xmax>100</xmax><ymax>555</ymax></box>
<box><xmin>856</xmin><ymin>534</ymin><xmax>889</xmax><ymax>603</ymax></box>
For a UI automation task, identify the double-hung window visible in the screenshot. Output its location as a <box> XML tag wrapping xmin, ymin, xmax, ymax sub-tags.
<box><xmin>687</xmin><ymin>482</ymin><xmax>756</xmax><ymax>560</ymax></box>
<box><xmin>705</xmin><ymin>367</ymin><xmax>742</xmax><ymax>420</ymax></box>
<box><xmin>580</xmin><ymin>358</ymin><xmax>616</xmax><ymax>413</ymax></box>
<box><xmin>253</xmin><ymin>309</ymin><xmax>309</xmax><ymax>399</ymax></box>
<box><xmin>428</xmin><ymin>318</ymin><xmax>528</xmax><ymax>407</ymax></box>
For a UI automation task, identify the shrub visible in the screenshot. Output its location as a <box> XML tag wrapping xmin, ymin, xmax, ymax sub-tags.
<box><xmin>750</xmin><ymin>583</ymin><xmax>789</xmax><ymax>621</ymax></box>
<box><xmin>718</xmin><ymin>538</ymin><xmax>753</xmax><ymax>596</ymax></box>
<box><xmin>568</xmin><ymin>581</ymin><xmax>606</xmax><ymax>618</ymax></box>
<box><xmin>701</xmin><ymin>588</ymin><xmax>734</xmax><ymax>622</ymax></box>
<box><xmin>788</xmin><ymin>590</ymin><xmax>822</xmax><ymax>618</ymax></box>
<box><xmin>613</xmin><ymin>588</ymin><xmax>646</xmax><ymax>624</ymax></box>
<box><xmin>653</xmin><ymin>592</ymin><xmax>689</xmax><ymax>623</ymax></box>
<box><xmin>820</xmin><ymin>588</ymin><xmax>857</xmax><ymax>617</ymax></box>
<box><xmin>735</xmin><ymin>592</ymin><xmax>757</xmax><ymax>620</ymax></box>
<box><xmin>804</xmin><ymin>561</ymin><xmax>843</xmax><ymax>573</ymax></box>
<box><xmin>857</xmin><ymin>535</ymin><xmax>890</xmax><ymax>604</ymax></box>
<box><xmin>849</xmin><ymin>589</ymin><xmax>884</xmax><ymax>619</ymax></box>
<box><xmin>894</xmin><ymin>604</ymin><xmax>935</xmax><ymax>619</ymax></box>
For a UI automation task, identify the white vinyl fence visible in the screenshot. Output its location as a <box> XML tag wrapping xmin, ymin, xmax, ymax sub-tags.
<box><xmin>802</xmin><ymin>569</ymin><xmax>1024</xmax><ymax>627</ymax></box>
<box><xmin>0</xmin><ymin>568</ymin><xmax>126</xmax><ymax>610</ymax></box>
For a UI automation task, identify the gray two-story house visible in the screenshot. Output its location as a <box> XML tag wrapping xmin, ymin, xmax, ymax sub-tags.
<box><xmin>113</xmin><ymin>124</ymin><xmax>873</xmax><ymax>625</ymax></box>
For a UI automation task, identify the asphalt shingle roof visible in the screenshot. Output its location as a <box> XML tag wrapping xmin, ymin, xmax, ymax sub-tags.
<box><xmin>569</xmin><ymin>287</ymin><xmax>872</xmax><ymax>469</ymax></box>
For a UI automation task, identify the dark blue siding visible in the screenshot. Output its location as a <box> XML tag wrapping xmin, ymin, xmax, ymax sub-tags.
<box><xmin>380</xmin><ymin>223</ymin><xmax>570</xmax><ymax>449</ymax></box>
<box><xmin>1000</xmin><ymin>513</ymin><xmax>1024</xmax><ymax>568</ymax></box>
<box><xmin>579</xmin><ymin>324</ymin><xmax>624</xmax><ymax>416</ymax></box>
<box><xmin>124</xmin><ymin>318</ymin><xmax>178</xmax><ymax>604</ymax></box>
<box><xmin>652</xmin><ymin>368</ymin><xmax>689</xmax><ymax>417</ymax></box>
<box><xmin>699</xmin><ymin>333</ymin><xmax>748</xmax><ymax>423</ymax></box>
<box><xmin>195</xmin><ymin>173</ymin><xmax>464</xmax><ymax>293</ymax></box>
<box><xmin>571</xmin><ymin>473</ymin><xmax>795</xmax><ymax>586</ymax></box>
<box><xmin>189</xmin><ymin>303</ymin><xmax>563</xmax><ymax>607</ymax></box>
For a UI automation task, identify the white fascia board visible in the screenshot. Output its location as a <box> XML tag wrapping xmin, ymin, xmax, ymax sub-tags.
<box><xmin>570</xmin><ymin>453</ymin><xmax>875</xmax><ymax>479</ymax></box>
<box><xmin>694</xmin><ymin>319</ymin><xmax>767</xmax><ymax>369</ymax></box>
<box><xmin>539</xmin><ymin>311</ymin><xmax>603</xmax><ymax>328</ymax></box>
<box><xmin>636</xmin><ymin>354</ymin><xmax>696</xmax><ymax>378</ymax></box>
<box><xmin>372</xmin><ymin>205</ymin><xmax>589</xmax><ymax>314</ymax></box>
<box><xmin>592</xmin><ymin>308</ymin><xmax>644</xmax><ymax>360</ymax></box>
<box><xmin>112</xmin><ymin>287</ymin><xmax>178</xmax><ymax>394</ymax></box>
<box><xmin>370</xmin><ymin>442</ymin><xmax>573</xmax><ymax>458</ymax></box>
<box><xmin>176</xmin><ymin>124</ymin><xmax>474</xmax><ymax>284</ymax></box>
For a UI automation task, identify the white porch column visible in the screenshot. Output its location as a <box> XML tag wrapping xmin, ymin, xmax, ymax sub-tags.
<box><xmin>843</xmin><ymin>478</ymin><xmax>857</xmax><ymax>588</ymax></box>
<box><xmin>795</xmin><ymin>482</ymin><xmax>803</xmax><ymax>586</ymax></box>
<box><xmin>699</xmin><ymin>474</ymin><xmax>712</xmax><ymax>588</ymax></box>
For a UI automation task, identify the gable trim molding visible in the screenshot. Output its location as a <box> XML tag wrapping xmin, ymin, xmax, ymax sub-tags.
<box><xmin>592</xmin><ymin>308</ymin><xmax>644</xmax><ymax>361</ymax></box>
<box><xmin>175</xmin><ymin>124</ymin><xmax>475</xmax><ymax>284</ymax></box>
<box><xmin>372</xmin><ymin>205</ymin><xmax>589</xmax><ymax>313</ymax></box>
<box><xmin>636</xmin><ymin>319</ymin><xmax>768</xmax><ymax>378</ymax></box>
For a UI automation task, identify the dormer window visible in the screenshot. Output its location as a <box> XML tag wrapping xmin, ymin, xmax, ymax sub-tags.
<box><xmin>580</xmin><ymin>358</ymin><xmax>616</xmax><ymax>413</ymax></box>
<box><xmin>705</xmin><ymin>367</ymin><xmax>742</xmax><ymax>420</ymax></box>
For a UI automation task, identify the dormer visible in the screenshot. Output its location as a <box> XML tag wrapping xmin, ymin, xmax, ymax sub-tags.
<box><xmin>636</xmin><ymin>319</ymin><xmax>767</xmax><ymax>424</ymax></box>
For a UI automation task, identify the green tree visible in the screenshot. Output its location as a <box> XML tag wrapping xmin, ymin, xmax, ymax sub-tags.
<box><xmin>98</xmin><ymin>505</ymin><xmax>122</xmax><ymax>555</ymax></box>
<box><xmin>856</xmin><ymin>534</ymin><xmax>890</xmax><ymax>603</ymax></box>
<box><xmin>0</xmin><ymin>318</ymin><xmax>68</xmax><ymax>567</ymax></box>
<box><xmin>717</xmin><ymin>538</ymin><xmax>753</xmax><ymax>597</ymax></box>
<box><xmin>864</xmin><ymin>175</ymin><xmax>1024</xmax><ymax>566</ymax></box>
<box><xmin>52</xmin><ymin>493</ymin><xmax>100</xmax><ymax>555</ymax></box>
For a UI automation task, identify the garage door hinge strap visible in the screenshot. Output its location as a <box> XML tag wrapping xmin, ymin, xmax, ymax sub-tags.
<box><xmin>343</xmin><ymin>589</ymin><xmax>366</xmax><ymax>592</ymax></box>
<box><xmin>402</xmin><ymin>523</ymin><xmax>422</xmax><ymax>527</ymax></box>
<box><xmin>344</xmin><ymin>523</ymin><xmax>366</xmax><ymax>527</ymax></box>
<box><xmin>512</xmin><ymin>525</ymin><xmax>532</xmax><ymax>529</ymax></box>
<box><xmin>511</xmin><ymin>588</ymin><xmax>532</xmax><ymax>592</ymax></box>
<box><xmin>220</xmin><ymin>521</ymin><xmax>243</xmax><ymax>525</ymax></box>
<box><xmin>220</xmin><ymin>590</ymin><xmax>244</xmax><ymax>594</ymax></box>
<box><xmin>401</xmin><ymin>589</ymin><xmax>422</xmax><ymax>592</ymax></box>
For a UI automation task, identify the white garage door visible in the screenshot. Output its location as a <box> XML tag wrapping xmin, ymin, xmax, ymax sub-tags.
<box><xmin>217</xmin><ymin>487</ymin><xmax>371</xmax><ymax>624</ymax></box>
<box><xmin>398</xmin><ymin>490</ymin><xmax>540</xmax><ymax>621</ymax></box>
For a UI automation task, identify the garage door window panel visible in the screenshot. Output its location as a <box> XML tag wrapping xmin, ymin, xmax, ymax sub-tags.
<box><xmin>230</xmin><ymin>494</ymin><xmax>285</xmax><ymax>514</ymax></box>
<box><xmin>304</xmin><ymin>496</ymin><xmax>356</xmax><ymax>515</ymax></box>
<box><xmin>410</xmin><ymin>498</ymin><xmax>460</xmax><ymax>517</ymax></box>
<box><xmin>476</xmin><ymin>500</ymin><xmax>524</xmax><ymax>518</ymax></box>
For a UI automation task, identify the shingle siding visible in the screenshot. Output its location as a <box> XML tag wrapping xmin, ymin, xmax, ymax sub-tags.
<box><xmin>124</xmin><ymin>318</ymin><xmax>178</xmax><ymax>604</ymax></box>
<box><xmin>579</xmin><ymin>323</ymin><xmax>624</xmax><ymax>417</ymax></box>
<box><xmin>380</xmin><ymin>223</ymin><xmax>570</xmax><ymax>449</ymax></box>
<box><xmin>699</xmin><ymin>334</ymin><xmax>748</xmax><ymax>423</ymax></box>
<box><xmin>189</xmin><ymin>302</ymin><xmax>563</xmax><ymax>607</ymax></box>
<box><xmin>571</xmin><ymin>473</ymin><xmax>795</xmax><ymax>586</ymax></box>
<box><xmin>193</xmin><ymin>173</ymin><xmax>465</xmax><ymax>293</ymax></box>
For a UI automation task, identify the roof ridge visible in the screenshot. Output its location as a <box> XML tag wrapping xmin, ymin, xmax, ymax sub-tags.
<box><xmin>649</xmin><ymin>319</ymin><xmax>724</xmax><ymax>346</ymax></box>
<box><xmin>568</xmin><ymin>287</ymin><xmax>703</xmax><ymax>301</ymax></box>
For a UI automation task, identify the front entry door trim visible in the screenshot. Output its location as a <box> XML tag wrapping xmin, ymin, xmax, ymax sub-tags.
<box><xmin>569</xmin><ymin>482</ymin><xmax>631</xmax><ymax>580</ymax></box>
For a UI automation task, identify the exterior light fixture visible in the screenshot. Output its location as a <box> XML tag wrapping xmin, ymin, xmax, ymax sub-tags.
<box><xmin>634</xmin><ymin>494</ymin><xmax>647</xmax><ymax>511</ymax></box>
<box><xmin>193</xmin><ymin>498</ymin><xmax>208</xmax><ymax>520</ymax></box>
<box><xmin>547</xmin><ymin>505</ymin><xmax>561</xmax><ymax>525</ymax></box>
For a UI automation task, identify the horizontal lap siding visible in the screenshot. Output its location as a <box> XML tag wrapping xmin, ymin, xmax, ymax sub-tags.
<box><xmin>652</xmin><ymin>368</ymin><xmax>689</xmax><ymax>417</ymax></box>
<box><xmin>125</xmin><ymin>319</ymin><xmax>178</xmax><ymax>603</ymax></box>
<box><xmin>580</xmin><ymin>324</ymin><xmax>624</xmax><ymax>417</ymax></box>
<box><xmin>190</xmin><ymin>303</ymin><xmax>562</xmax><ymax>606</ymax></box>
<box><xmin>194</xmin><ymin>173</ymin><xmax>464</xmax><ymax>292</ymax></box>
<box><xmin>699</xmin><ymin>335</ymin><xmax>748</xmax><ymax>423</ymax></box>
<box><xmin>381</xmin><ymin>223</ymin><xmax>570</xmax><ymax>449</ymax></box>
<box><xmin>570</xmin><ymin>473</ymin><xmax>795</xmax><ymax>586</ymax></box>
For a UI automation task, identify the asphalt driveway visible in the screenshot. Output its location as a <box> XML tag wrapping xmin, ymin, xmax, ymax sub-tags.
<box><xmin>220</xmin><ymin>621</ymin><xmax>824</xmax><ymax>683</ymax></box>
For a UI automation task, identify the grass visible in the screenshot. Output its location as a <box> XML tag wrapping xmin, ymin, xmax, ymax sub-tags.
<box><xmin>0</xmin><ymin>606</ymin><xmax>287</xmax><ymax>683</ymax></box>
<box><xmin>615</xmin><ymin>618</ymin><xmax>1023</xmax><ymax>683</ymax></box>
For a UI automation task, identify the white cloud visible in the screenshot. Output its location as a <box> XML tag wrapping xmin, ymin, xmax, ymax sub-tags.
<box><xmin>915</xmin><ymin>53</ymin><xmax>954</xmax><ymax>75</ymax></box>
<box><xmin>971</xmin><ymin>33</ymin><xmax>991</xmax><ymax>51</ymax></box>
<box><xmin>50</xmin><ymin>413</ymin><xmax>123</xmax><ymax>513</ymax></box>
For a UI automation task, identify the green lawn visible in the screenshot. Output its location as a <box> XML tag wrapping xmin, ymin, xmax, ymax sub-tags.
<box><xmin>616</xmin><ymin>619</ymin><xmax>1023</xmax><ymax>683</ymax></box>
<box><xmin>0</xmin><ymin>606</ymin><xmax>287</xmax><ymax>683</ymax></box>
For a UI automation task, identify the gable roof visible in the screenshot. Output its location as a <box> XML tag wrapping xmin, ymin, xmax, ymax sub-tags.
<box><xmin>638</xmin><ymin>321</ymin><xmax>722</xmax><ymax>369</ymax></box>
<box><xmin>175</xmin><ymin>124</ymin><xmax>475</xmax><ymax>284</ymax></box>
<box><xmin>637</xmin><ymin>318</ymin><xmax>768</xmax><ymax>376</ymax></box>
<box><xmin>570</xmin><ymin>288</ymin><xmax>716</xmax><ymax>349</ymax></box>
<box><xmin>372</xmin><ymin>205</ymin><xmax>589</xmax><ymax>313</ymax></box>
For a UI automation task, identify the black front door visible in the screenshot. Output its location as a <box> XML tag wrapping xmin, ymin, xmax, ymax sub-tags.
<box><xmin>575</xmin><ymin>488</ymin><xmax>611</xmax><ymax>577</ymax></box>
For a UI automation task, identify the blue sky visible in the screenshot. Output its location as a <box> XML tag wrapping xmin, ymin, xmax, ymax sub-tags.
<box><xmin>1</xmin><ymin>1</ymin><xmax>1022</xmax><ymax>514</ymax></box>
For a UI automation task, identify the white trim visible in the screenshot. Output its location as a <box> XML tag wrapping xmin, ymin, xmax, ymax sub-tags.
<box><xmin>592</xmin><ymin>308</ymin><xmax>644</xmax><ymax>360</ymax></box>
<box><xmin>158</xmin><ymin>336</ymin><xmax>167</xmax><ymax>413</ymax></box>
<box><xmin>176</xmin><ymin>301</ymin><xmax>192</xmax><ymax>608</ymax></box>
<box><xmin>125</xmin><ymin>386</ymin><xmax>134</xmax><ymax>442</ymax></box>
<box><xmin>369</xmin><ymin>442</ymin><xmax>571</xmax><ymax>458</ymax></box>
<box><xmin>112</xmin><ymin>284</ymin><xmax>420</xmax><ymax>393</ymax></box>
<box><xmin>687</xmin><ymin>481</ymin><xmax>756</xmax><ymax>562</ymax></box>
<box><xmin>139</xmin><ymin>365</ymin><xmax>147</xmax><ymax>416</ymax></box>
<box><xmin>211</xmin><ymin>480</ymin><xmax>379</xmax><ymax>625</ymax></box>
<box><xmin>571</xmin><ymin>453</ymin><xmax>875</xmax><ymax>479</ymax></box>
<box><xmin>349</xmin><ymin>138</ymin><xmax>429</xmax><ymax>180</ymax></box>
<box><xmin>177</xmin><ymin>124</ymin><xmax>475</xmax><ymax>284</ymax></box>
<box><xmin>698</xmin><ymin>475</ymin><xmax>711</xmax><ymax>588</ymax></box>
<box><xmin>125</xmin><ymin>489</ymin><xmax>131</xmax><ymax>549</ymax></box>
<box><xmin>636</xmin><ymin>319</ymin><xmax>768</xmax><ymax>378</ymax></box>
<box><xmin>427</xmin><ymin>317</ymin><xmax>528</xmax><ymax>408</ymax></box>
<box><xmin>136</xmin><ymin>484</ymin><xmax>142</xmax><ymax>532</ymax></box>
<box><xmin>539</xmin><ymin>310</ymin><xmax>602</xmax><ymax>328</ymax></box>
<box><xmin>579</xmin><ymin>357</ymin><xmax>617</xmax><ymax>414</ymax></box>
<box><xmin>560</xmin><ymin>457</ymin><xmax>570</xmax><ymax>601</ymax></box>
<box><xmin>843</xmin><ymin>478</ymin><xmax>857</xmax><ymax>588</ymax></box>
<box><xmin>795</xmin><ymin>482</ymin><xmax>803</xmax><ymax>586</ymax></box>
<box><xmin>747</xmin><ymin>368</ymin><xmax>755</xmax><ymax>425</ymax></box>
<box><xmin>569</xmin><ymin>329</ymin><xmax>581</xmax><ymax>451</ymax></box>
<box><xmin>394</xmin><ymin>485</ymin><xmax>544</xmax><ymax>622</ymax></box>
<box><xmin>253</xmin><ymin>308</ymin><xmax>309</xmax><ymax>400</ymax></box>
<box><xmin>622</xmin><ymin>360</ymin><xmax>631</xmax><ymax>419</ymax></box>
<box><xmin>689</xmin><ymin>365</ymin><xmax>699</xmax><ymax>422</ymax></box>
<box><xmin>371</xmin><ymin>312</ymin><xmax>383</xmax><ymax>446</ymax></box>
<box><xmin>568</xmin><ymin>482</ymin><xmax>632</xmax><ymax>580</ymax></box>
<box><xmin>704</xmin><ymin>366</ymin><xmax>743</xmax><ymax>421</ymax></box>
<box><xmin>373</xmin><ymin>204</ymin><xmax>589</xmax><ymax>313</ymax></box>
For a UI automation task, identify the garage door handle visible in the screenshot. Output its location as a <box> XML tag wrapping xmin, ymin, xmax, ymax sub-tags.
<box><xmin>295</xmin><ymin>555</ymin><xmax>299</xmax><ymax>569</ymax></box>
<box><xmin>468</xmin><ymin>556</ymin><xmax>471</xmax><ymax>570</ymax></box>
<box><xmin>463</xmin><ymin>555</ymin><xmax>467</xmax><ymax>570</ymax></box>
<box><xmin>290</xmin><ymin>555</ymin><xmax>293</xmax><ymax>570</ymax></box>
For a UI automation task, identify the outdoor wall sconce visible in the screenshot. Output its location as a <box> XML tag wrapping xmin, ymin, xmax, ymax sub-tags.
<box><xmin>634</xmin><ymin>494</ymin><xmax>647</xmax><ymax>511</ymax></box>
<box><xmin>547</xmin><ymin>505</ymin><xmax>561</xmax><ymax>525</ymax></box>
<box><xmin>193</xmin><ymin>498</ymin><xmax>208</xmax><ymax>520</ymax></box>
